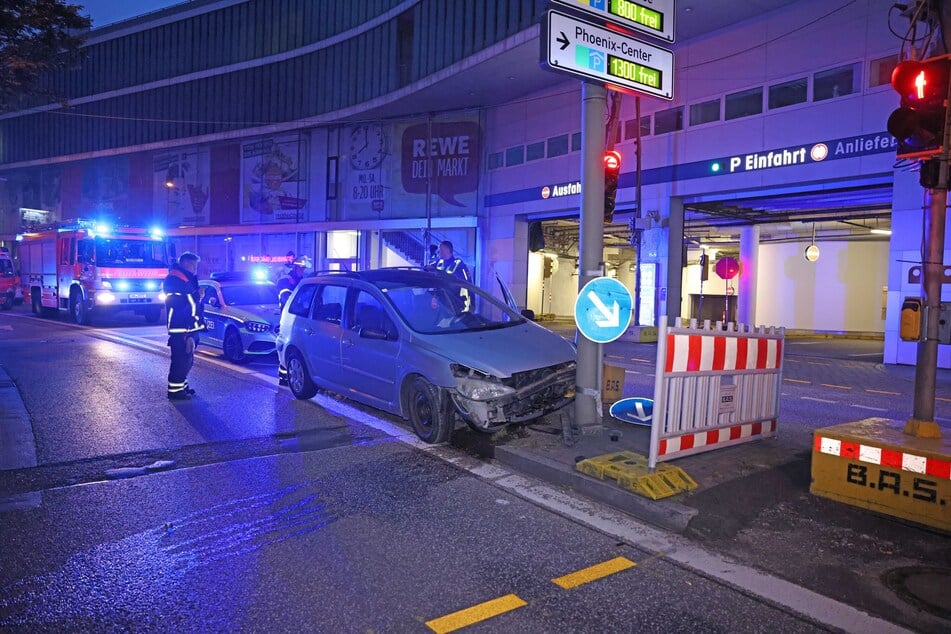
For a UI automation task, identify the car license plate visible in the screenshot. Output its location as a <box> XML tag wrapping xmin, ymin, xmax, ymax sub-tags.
<box><xmin>129</xmin><ymin>293</ymin><xmax>146</xmax><ymax>299</ymax></box>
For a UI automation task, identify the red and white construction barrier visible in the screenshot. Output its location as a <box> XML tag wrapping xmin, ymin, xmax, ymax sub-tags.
<box><xmin>649</xmin><ymin>318</ymin><xmax>785</xmax><ymax>469</ymax></box>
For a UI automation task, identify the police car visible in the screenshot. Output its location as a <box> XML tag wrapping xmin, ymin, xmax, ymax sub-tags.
<box><xmin>198</xmin><ymin>273</ymin><xmax>281</xmax><ymax>363</ymax></box>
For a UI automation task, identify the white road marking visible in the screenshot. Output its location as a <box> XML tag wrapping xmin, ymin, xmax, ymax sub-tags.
<box><xmin>851</xmin><ymin>405</ymin><xmax>888</xmax><ymax>412</ymax></box>
<box><xmin>801</xmin><ymin>396</ymin><xmax>838</xmax><ymax>404</ymax></box>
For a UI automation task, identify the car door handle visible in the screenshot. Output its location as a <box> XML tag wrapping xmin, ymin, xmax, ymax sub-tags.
<box><xmin>342</xmin><ymin>338</ymin><xmax>354</xmax><ymax>347</ymax></box>
<box><xmin>304</xmin><ymin>327</ymin><xmax>314</xmax><ymax>335</ymax></box>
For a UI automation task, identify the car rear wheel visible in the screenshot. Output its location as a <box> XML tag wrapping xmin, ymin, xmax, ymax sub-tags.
<box><xmin>222</xmin><ymin>327</ymin><xmax>249</xmax><ymax>364</ymax></box>
<box><xmin>286</xmin><ymin>349</ymin><xmax>317</xmax><ymax>399</ymax></box>
<box><xmin>404</xmin><ymin>376</ymin><xmax>452</xmax><ymax>444</ymax></box>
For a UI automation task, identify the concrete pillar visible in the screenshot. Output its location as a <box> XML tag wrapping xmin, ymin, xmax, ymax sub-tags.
<box><xmin>738</xmin><ymin>224</ymin><xmax>759</xmax><ymax>326</ymax></box>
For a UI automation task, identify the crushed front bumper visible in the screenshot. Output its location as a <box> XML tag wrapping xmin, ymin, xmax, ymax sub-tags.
<box><xmin>451</xmin><ymin>361</ymin><xmax>576</xmax><ymax>430</ymax></box>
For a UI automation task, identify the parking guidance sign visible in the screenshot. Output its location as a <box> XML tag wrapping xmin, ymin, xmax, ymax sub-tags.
<box><xmin>543</xmin><ymin>10</ymin><xmax>674</xmax><ymax>100</ymax></box>
<box><xmin>575</xmin><ymin>276</ymin><xmax>633</xmax><ymax>343</ymax></box>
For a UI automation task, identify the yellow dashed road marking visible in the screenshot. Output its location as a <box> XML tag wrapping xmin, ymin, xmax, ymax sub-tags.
<box><xmin>426</xmin><ymin>594</ymin><xmax>527</xmax><ymax>633</ymax></box>
<box><xmin>784</xmin><ymin>378</ymin><xmax>810</xmax><ymax>384</ymax></box>
<box><xmin>552</xmin><ymin>556</ymin><xmax>636</xmax><ymax>590</ymax></box>
<box><xmin>820</xmin><ymin>384</ymin><xmax>852</xmax><ymax>390</ymax></box>
<box><xmin>866</xmin><ymin>389</ymin><xmax>900</xmax><ymax>396</ymax></box>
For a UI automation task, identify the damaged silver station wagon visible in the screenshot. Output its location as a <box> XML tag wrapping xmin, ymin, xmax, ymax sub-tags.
<box><xmin>275</xmin><ymin>268</ymin><xmax>576</xmax><ymax>443</ymax></box>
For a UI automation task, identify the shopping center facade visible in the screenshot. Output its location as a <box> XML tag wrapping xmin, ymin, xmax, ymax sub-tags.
<box><xmin>0</xmin><ymin>0</ymin><xmax>947</xmax><ymax>367</ymax></box>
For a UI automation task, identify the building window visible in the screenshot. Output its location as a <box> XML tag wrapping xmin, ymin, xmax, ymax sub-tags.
<box><xmin>505</xmin><ymin>146</ymin><xmax>524</xmax><ymax>167</ymax></box>
<box><xmin>488</xmin><ymin>152</ymin><xmax>503</xmax><ymax>170</ymax></box>
<box><xmin>725</xmin><ymin>87</ymin><xmax>763</xmax><ymax>120</ymax></box>
<box><xmin>526</xmin><ymin>141</ymin><xmax>545</xmax><ymax>161</ymax></box>
<box><xmin>571</xmin><ymin>132</ymin><xmax>582</xmax><ymax>151</ymax></box>
<box><xmin>768</xmin><ymin>78</ymin><xmax>807</xmax><ymax>109</ymax></box>
<box><xmin>547</xmin><ymin>134</ymin><xmax>569</xmax><ymax>157</ymax></box>
<box><xmin>654</xmin><ymin>107</ymin><xmax>683</xmax><ymax>134</ymax></box>
<box><xmin>814</xmin><ymin>64</ymin><xmax>856</xmax><ymax>101</ymax></box>
<box><xmin>689</xmin><ymin>99</ymin><xmax>720</xmax><ymax>125</ymax></box>
<box><xmin>869</xmin><ymin>55</ymin><xmax>898</xmax><ymax>88</ymax></box>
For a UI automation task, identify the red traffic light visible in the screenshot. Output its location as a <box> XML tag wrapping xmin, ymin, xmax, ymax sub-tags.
<box><xmin>891</xmin><ymin>59</ymin><xmax>947</xmax><ymax>104</ymax></box>
<box><xmin>603</xmin><ymin>150</ymin><xmax>621</xmax><ymax>172</ymax></box>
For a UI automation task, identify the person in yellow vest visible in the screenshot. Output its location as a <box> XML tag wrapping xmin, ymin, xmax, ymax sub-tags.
<box><xmin>434</xmin><ymin>240</ymin><xmax>471</xmax><ymax>283</ymax></box>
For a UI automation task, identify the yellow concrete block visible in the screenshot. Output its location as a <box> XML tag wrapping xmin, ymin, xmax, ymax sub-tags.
<box><xmin>811</xmin><ymin>418</ymin><xmax>951</xmax><ymax>532</ymax></box>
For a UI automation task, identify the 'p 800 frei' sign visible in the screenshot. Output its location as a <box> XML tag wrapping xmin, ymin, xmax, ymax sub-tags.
<box><xmin>543</xmin><ymin>10</ymin><xmax>674</xmax><ymax>100</ymax></box>
<box><xmin>550</xmin><ymin>0</ymin><xmax>675</xmax><ymax>43</ymax></box>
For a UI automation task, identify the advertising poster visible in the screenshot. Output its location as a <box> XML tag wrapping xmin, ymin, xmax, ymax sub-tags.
<box><xmin>153</xmin><ymin>147</ymin><xmax>211</xmax><ymax>226</ymax></box>
<box><xmin>341</xmin><ymin>115</ymin><xmax>481</xmax><ymax>220</ymax></box>
<box><xmin>241</xmin><ymin>134</ymin><xmax>308</xmax><ymax>224</ymax></box>
<box><xmin>81</xmin><ymin>156</ymin><xmax>129</xmax><ymax>217</ymax></box>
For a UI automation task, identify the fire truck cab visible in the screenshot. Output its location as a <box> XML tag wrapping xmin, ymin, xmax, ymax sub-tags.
<box><xmin>0</xmin><ymin>246</ymin><xmax>18</xmax><ymax>310</ymax></box>
<box><xmin>17</xmin><ymin>220</ymin><xmax>173</xmax><ymax>325</ymax></box>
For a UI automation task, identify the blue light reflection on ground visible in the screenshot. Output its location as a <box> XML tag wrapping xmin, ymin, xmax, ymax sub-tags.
<box><xmin>0</xmin><ymin>482</ymin><xmax>335</xmax><ymax>628</ymax></box>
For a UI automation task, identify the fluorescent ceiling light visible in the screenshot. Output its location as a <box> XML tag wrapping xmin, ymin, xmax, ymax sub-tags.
<box><xmin>870</xmin><ymin>229</ymin><xmax>892</xmax><ymax>235</ymax></box>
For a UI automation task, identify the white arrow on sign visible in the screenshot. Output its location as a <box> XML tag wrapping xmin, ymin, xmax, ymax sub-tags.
<box><xmin>587</xmin><ymin>290</ymin><xmax>619</xmax><ymax>328</ymax></box>
<box><xmin>632</xmin><ymin>401</ymin><xmax>651</xmax><ymax>422</ymax></box>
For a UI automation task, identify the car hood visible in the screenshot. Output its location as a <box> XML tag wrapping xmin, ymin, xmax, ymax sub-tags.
<box><xmin>415</xmin><ymin>322</ymin><xmax>575</xmax><ymax>378</ymax></box>
<box><xmin>227</xmin><ymin>304</ymin><xmax>282</xmax><ymax>325</ymax></box>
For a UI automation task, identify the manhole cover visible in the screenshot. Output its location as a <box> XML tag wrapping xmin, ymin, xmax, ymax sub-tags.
<box><xmin>882</xmin><ymin>566</ymin><xmax>951</xmax><ymax>619</ymax></box>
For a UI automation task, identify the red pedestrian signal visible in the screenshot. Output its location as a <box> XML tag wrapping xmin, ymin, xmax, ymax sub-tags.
<box><xmin>603</xmin><ymin>150</ymin><xmax>621</xmax><ymax>223</ymax></box>
<box><xmin>887</xmin><ymin>58</ymin><xmax>950</xmax><ymax>160</ymax></box>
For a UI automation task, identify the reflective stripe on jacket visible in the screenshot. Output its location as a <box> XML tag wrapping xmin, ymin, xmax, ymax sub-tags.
<box><xmin>163</xmin><ymin>266</ymin><xmax>203</xmax><ymax>334</ymax></box>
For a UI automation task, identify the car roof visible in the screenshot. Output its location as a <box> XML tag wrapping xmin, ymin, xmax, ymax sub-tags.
<box><xmin>306</xmin><ymin>268</ymin><xmax>452</xmax><ymax>286</ymax></box>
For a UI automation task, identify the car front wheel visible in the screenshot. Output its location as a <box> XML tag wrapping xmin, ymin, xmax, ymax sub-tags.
<box><xmin>286</xmin><ymin>349</ymin><xmax>317</xmax><ymax>399</ymax></box>
<box><xmin>222</xmin><ymin>327</ymin><xmax>249</xmax><ymax>364</ymax></box>
<box><xmin>404</xmin><ymin>376</ymin><xmax>452</xmax><ymax>444</ymax></box>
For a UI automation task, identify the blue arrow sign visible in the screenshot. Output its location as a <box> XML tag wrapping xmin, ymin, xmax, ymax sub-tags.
<box><xmin>574</xmin><ymin>276</ymin><xmax>633</xmax><ymax>343</ymax></box>
<box><xmin>609</xmin><ymin>397</ymin><xmax>654</xmax><ymax>426</ymax></box>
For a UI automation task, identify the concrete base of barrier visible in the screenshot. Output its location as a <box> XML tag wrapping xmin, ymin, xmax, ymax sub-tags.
<box><xmin>810</xmin><ymin>418</ymin><xmax>951</xmax><ymax>532</ymax></box>
<box><xmin>620</xmin><ymin>325</ymin><xmax>657</xmax><ymax>342</ymax></box>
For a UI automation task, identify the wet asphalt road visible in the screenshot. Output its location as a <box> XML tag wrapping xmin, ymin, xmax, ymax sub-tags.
<box><xmin>0</xmin><ymin>310</ymin><xmax>842</xmax><ymax>633</ymax></box>
<box><xmin>0</xmin><ymin>308</ymin><xmax>942</xmax><ymax>632</ymax></box>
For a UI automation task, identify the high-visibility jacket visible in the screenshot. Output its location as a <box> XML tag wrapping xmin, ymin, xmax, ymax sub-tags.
<box><xmin>163</xmin><ymin>265</ymin><xmax>204</xmax><ymax>334</ymax></box>
<box><xmin>277</xmin><ymin>271</ymin><xmax>303</xmax><ymax>306</ymax></box>
<box><xmin>435</xmin><ymin>256</ymin><xmax>471</xmax><ymax>283</ymax></box>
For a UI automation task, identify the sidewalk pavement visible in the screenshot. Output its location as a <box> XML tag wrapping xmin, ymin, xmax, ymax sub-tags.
<box><xmin>453</xmin><ymin>388</ymin><xmax>951</xmax><ymax>632</ymax></box>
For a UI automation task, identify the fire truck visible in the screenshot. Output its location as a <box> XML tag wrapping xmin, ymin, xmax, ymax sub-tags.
<box><xmin>17</xmin><ymin>220</ymin><xmax>173</xmax><ymax>325</ymax></box>
<box><xmin>0</xmin><ymin>246</ymin><xmax>19</xmax><ymax>310</ymax></box>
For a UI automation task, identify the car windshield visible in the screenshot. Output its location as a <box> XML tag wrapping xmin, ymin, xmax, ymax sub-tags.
<box><xmin>0</xmin><ymin>259</ymin><xmax>13</xmax><ymax>276</ymax></box>
<box><xmin>95</xmin><ymin>238</ymin><xmax>169</xmax><ymax>268</ymax></box>
<box><xmin>378</xmin><ymin>277</ymin><xmax>525</xmax><ymax>334</ymax></box>
<box><xmin>221</xmin><ymin>283</ymin><xmax>278</xmax><ymax>306</ymax></box>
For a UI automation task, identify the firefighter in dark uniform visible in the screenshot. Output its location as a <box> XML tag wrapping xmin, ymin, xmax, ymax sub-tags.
<box><xmin>277</xmin><ymin>255</ymin><xmax>311</xmax><ymax>386</ymax></box>
<box><xmin>163</xmin><ymin>252</ymin><xmax>205</xmax><ymax>400</ymax></box>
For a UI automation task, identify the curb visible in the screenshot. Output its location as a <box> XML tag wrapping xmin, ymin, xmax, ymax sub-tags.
<box><xmin>494</xmin><ymin>445</ymin><xmax>697</xmax><ymax>534</ymax></box>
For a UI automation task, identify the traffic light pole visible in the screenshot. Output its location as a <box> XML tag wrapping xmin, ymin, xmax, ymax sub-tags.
<box><xmin>573</xmin><ymin>82</ymin><xmax>607</xmax><ymax>440</ymax></box>
<box><xmin>906</xmin><ymin>70</ymin><xmax>950</xmax><ymax>440</ymax></box>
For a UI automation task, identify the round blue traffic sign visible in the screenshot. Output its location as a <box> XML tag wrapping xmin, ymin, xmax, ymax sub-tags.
<box><xmin>609</xmin><ymin>397</ymin><xmax>654</xmax><ymax>426</ymax></box>
<box><xmin>574</xmin><ymin>276</ymin><xmax>633</xmax><ymax>343</ymax></box>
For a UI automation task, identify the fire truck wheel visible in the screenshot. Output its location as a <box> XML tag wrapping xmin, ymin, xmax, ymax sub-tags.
<box><xmin>0</xmin><ymin>293</ymin><xmax>12</xmax><ymax>310</ymax></box>
<box><xmin>30</xmin><ymin>289</ymin><xmax>41</xmax><ymax>315</ymax></box>
<box><xmin>70</xmin><ymin>291</ymin><xmax>92</xmax><ymax>326</ymax></box>
<box><xmin>144</xmin><ymin>307</ymin><xmax>162</xmax><ymax>324</ymax></box>
<box><xmin>222</xmin><ymin>327</ymin><xmax>249</xmax><ymax>364</ymax></box>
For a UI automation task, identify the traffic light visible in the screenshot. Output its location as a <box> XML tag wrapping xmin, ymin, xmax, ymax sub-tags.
<box><xmin>887</xmin><ymin>58</ymin><xmax>950</xmax><ymax>160</ymax></box>
<box><xmin>603</xmin><ymin>150</ymin><xmax>621</xmax><ymax>223</ymax></box>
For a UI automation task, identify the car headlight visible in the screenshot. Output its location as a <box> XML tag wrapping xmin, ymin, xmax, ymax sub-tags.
<box><xmin>244</xmin><ymin>321</ymin><xmax>271</xmax><ymax>333</ymax></box>
<box><xmin>97</xmin><ymin>291</ymin><xmax>116</xmax><ymax>304</ymax></box>
<box><xmin>451</xmin><ymin>363</ymin><xmax>515</xmax><ymax>400</ymax></box>
<box><xmin>100</xmin><ymin>280</ymin><xmax>112</xmax><ymax>289</ymax></box>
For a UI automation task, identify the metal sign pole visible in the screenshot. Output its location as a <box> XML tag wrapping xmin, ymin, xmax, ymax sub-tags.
<box><xmin>573</xmin><ymin>82</ymin><xmax>607</xmax><ymax>439</ymax></box>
